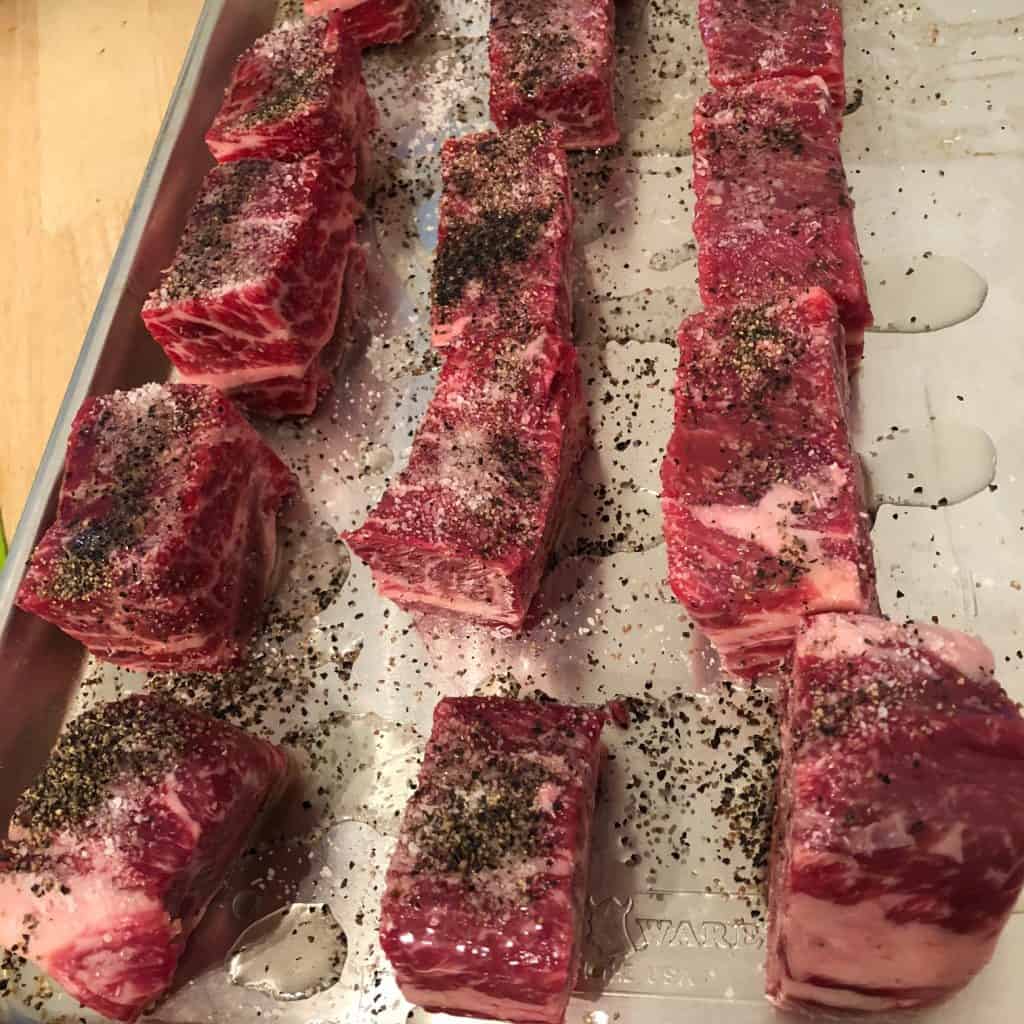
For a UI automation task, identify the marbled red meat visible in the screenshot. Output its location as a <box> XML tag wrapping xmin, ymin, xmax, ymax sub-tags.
<box><xmin>698</xmin><ymin>0</ymin><xmax>845</xmax><ymax>107</ymax></box>
<box><xmin>768</xmin><ymin>614</ymin><xmax>1024</xmax><ymax>1012</ymax></box>
<box><xmin>490</xmin><ymin>0</ymin><xmax>618</xmax><ymax>149</ymax></box>
<box><xmin>692</xmin><ymin>76</ymin><xmax>871</xmax><ymax>363</ymax></box>
<box><xmin>303</xmin><ymin>0</ymin><xmax>419</xmax><ymax>46</ymax></box>
<box><xmin>345</xmin><ymin>324</ymin><xmax>586</xmax><ymax>630</ymax></box>
<box><xmin>381</xmin><ymin>697</ymin><xmax>605</xmax><ymax>1023</ymax></box>
<box><xmin>432</xmin><ymin>124</ymin><xmax>573</xmax><ymax>352</ymax></box>
<box><xmin>142</xmin><ymin>154</ymin><xmax>359</xmax><ymax>395</ymax></box>
<box><xmin>0</xmin><ymin>696</ymin><xmax>289</xmax><ymax>1022</ymax></box>
<box><xmin>16</xmin><ymin>384</ymin><xmax>296</xmax><ymax>671</ymax></box>
<box><xmin>205</xmin><ymin>14</ymin><xmax>376</xmax><ymax>185</ymax></box>
<box><xmin>660</xmin><ymin>289</ymin><xmax>875</xmax><ymax>679</ymax></box>
<box><xmin>234</xmin><ymin>244</ymin><xmax>366</xmax><ymax>419</ymax></box>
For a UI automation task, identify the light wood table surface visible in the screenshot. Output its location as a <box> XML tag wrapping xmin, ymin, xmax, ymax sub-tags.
<box><xmin>1</xmin><ymin>0</ymin><xmax>205</xmax><ymax>535</ymax></box>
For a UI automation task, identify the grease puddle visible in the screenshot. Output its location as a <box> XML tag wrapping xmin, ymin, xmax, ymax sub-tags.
<box><xmin>864</xmin><ymin>421</ymin><xmax>996</xmax><ymax>510</ymax></box>
<box><xmin>227</xmin><ymin>902</ymin><xmax>347</xmax><ymax>1001</ymax></box>
<box><xmin>865</xmin><ymin>254</ymin><xmax>988</xmax><ymax>333</ymax></box>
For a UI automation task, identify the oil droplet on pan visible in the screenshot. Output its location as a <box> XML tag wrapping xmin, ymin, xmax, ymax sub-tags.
<box><xmin>227</xmin><ymin>902</ymin><xmax>347</xmax><ymax>1001</ymax></box>
<box><xmin>864</xmin><ymin>421</ymin><xmax>996</xmax><ymax>510</ymax></box>
<box><xmin>864</xmin><ymin>254</ymin><xmax>987</xmax><ymax>333</ymax></box>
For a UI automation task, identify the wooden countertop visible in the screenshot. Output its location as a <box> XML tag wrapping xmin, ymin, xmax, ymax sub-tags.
<box><xmin>0</xmin><ymin>1</ymin><xmax>205</xmax><ymax>534</ymax></box>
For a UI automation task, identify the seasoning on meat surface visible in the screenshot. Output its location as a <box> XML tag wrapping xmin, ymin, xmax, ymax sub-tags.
<box><xmin>432</xmin><ymin>124</ymin><xmax>573</xmax><ymax>352</ymax></box>
<box><xmin>698</xmin><ymin>0</ymin><xmax>845</xmax><ymax>108</ymax></box>
<box><xmin>17</xmin><ymin>384</ymin><xmax>296</xmax><ymax>671</ymax></box>
<box><xmin>205</xmin><ymin>14</ymin><xmax>376</xmax><ymax>186</ymax></box>
<box><xmin>490</xmin><ymin>0</ymin><xmax>618</xmax><ymax>149</ymax></box>
<box><xmin>345</xmin><ymin>325</ymin><xmax>586</xmax><ymax>629</ymax></box>
<box><xmin>303</xmin><ymin>0</ymin><xmax>419</xmax><ymax>46</ymax></box>
<box><xmin>768</xmin><ymin>614</ymin><xmax>1024</xmax><ymax>1012</ymax></box>
<box><xmin>660</xmin><ymin>289</ymin><xmax>875</xmax><ymax>679</ymax></box>
<box><xmin>0</xmin><ymin>695</ymin><xmax>289</xmax><ymax>1022</ymax></box>
<box><xmin>381</xmin><ymin>696</ymin><xmax>605</xmax><ymax>1023</ymax></box>
<box><xmin>692</xmin><ymin>76</ymin><xmax>871</xmax><ymax>363</ymax></box>
<box><xmin>142</xmin><ymin>154</ymin><xmax>360</xmax><ymax>406</ymax></box>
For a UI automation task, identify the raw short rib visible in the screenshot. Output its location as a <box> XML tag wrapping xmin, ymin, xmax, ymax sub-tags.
<box><xmin>698</xmin><ymin>0</ymin><xmax>845</xmax><ymax>108</ymax></box>
<box><xmin>17</xmin><ymin>383</ymin><xmax>296</xmax><ymax>671</ymax></box>
<box><xmin>490</xmin><ymin>0</ymin><xmax>618</xmax><ymax>149</ymax></box>
<box><xmin>660</xmin><ymin>289</ymin><xmax>875</xmax><ymax>679</ymax></box>
<box><xmin>692</xmin><ymin>76</ymin><xmax>871</xmax><ymax>363</ymax></box>
<box><xmin>346</xmin><ymin>326</ymin><xmax>586</xmax><ymax>629</ymax></box>
<box><xmin>432</xmin><ymin>123</ymin><xmax>573</xmax><ymax>352</ymax></box>
<box><xmin>205</xmin><ymin>14</ymin><xmax>376</xmax><ymax>185</ymax></box>
<box><xmin>303</xmin><ymin>0</ymin><xmax>420</xmax><ymax>46</ymax></box>
<box><xmin>768</xmin><ymin>614</ymin><xmax>1024</xmax><ymax>1012</ymax></box>
<box><xmin>0</xmin><ymin>695</ymin><xmax>289</xmax><ymax>1022</ymax></box>
<box><xmin>235</xmin><ymin>245</ymin><xmax>367</xmax><ymax>419</ymax></box>
<box><xmin>142</xmin><ymin>154</ymin><xmax>360</xmax><ymax>399</ymax></box>
<box><xmin>380</xmin><ymin>696</ymin><xmax>605</xmax><ymax>1023</ymax></box>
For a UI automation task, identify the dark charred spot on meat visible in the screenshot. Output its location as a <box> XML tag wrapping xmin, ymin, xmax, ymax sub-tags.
<box><xmin>13</xmin><ymin>699</ymin><xmax>193</xmax><ymax>841</ymax></box>
<box><xmin>762</xmin><ymin>123</ymin><xmax>804</xmax><ymax>156</ymax></box>
<box><xmin>490</xmin><ymin>432</ymin><xmax>543</xmax><ymax>504</ymax></box>
<box><xmin>45</xmin><ymin>390</ymin><xmax>204</xmax><ymax>602</ymax></box>
<box><xmin>65</xmin><ymin>522</ymin><xmax>118</xmax><ymax>563</ymax></box>
<box><xmin>47</xmin><ymin>520</ymin><xmax>130</xmax><ymax>602</ymax></box>
<box><xmin>431</xmin><ymin>206</ymin><xmax>554</xmax><ymax>312</ymax></box>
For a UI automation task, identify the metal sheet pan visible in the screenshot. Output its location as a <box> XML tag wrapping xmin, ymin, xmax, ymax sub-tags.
<box><xmin>2</xmin><ymin>0</ymin><xmax>1024</xmax><ymax>1021</ymax></box>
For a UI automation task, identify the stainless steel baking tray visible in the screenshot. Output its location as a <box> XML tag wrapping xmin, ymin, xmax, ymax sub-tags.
<box><xmin>2</xmin><ymin>0</ymin><xmax>1023</xmax><ymax>1021</ymax></box>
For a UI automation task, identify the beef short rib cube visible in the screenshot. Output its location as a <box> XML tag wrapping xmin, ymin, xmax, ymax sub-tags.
<box><xmin>205</xmin><ymin>15</ymin><xmax>376</xmax><ymax>182</ymax></box>
<box><xmin>303</xmin><ymin>0</ymin><xmax>420</xmax><ymax>46</ymax></box>
<box><xmin>768</xmin><ymin>614</ymin><xmax>1024</xmax><ymax>1012</ymax></box>
<box><xmin>692</xmin><ymin>76</ymin><xmax>871</xmax><ymax>363</ymax></box>
<box><xmin>233</xmin><ymin>244</ymin><xmax>366</xmax><ymax>419</ymax></box>
<box><xmin>490</xmin><ymin>0</ymin><xmax>618</xmax><ymax>149</ymax></box>
<box><xmin>0</xmin><ymin>695</ymin><xmax>289</xmax><ymax>1022</ymax></box>
<box><xmin>698</xmin><ymin>0</ymin><xmax>845</xmax><ymax>108</ymax></box>
<box><xmin>381</xmin><ymin>696</ymin><xmax>605</xmax><ymax>1023</ymax></box>
<box><xmin>346</xmin><ymin>326</ymin><xmax>586</xmax><ymax>629</ymax></box>
<box><xmin>660</xmin><ymin>289</ymin><xmax>875</xmax><ymax>679</ymax></box>
<box><xmin>142</xmin><ymin>154</ymin><xmax>359</xmax><ymax>389</ymax></box>
<box><xmin>432</xmin><ymin>124</ymin><xmax>573</xmax><ymax>352</ymax></box>
<box><xmin>17</xmin><ymin>384</ymin><xmax>296</xmax><ymax>672</ymax></box>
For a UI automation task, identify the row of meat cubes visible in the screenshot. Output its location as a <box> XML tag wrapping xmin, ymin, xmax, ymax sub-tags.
<box><xmin>14</xmin><ymin>0</ymin><xmax>625</xmax><ymax>669</ymax></box>
<box><xmin>3</xmin><ymin>1</ymin><xmax>622</xmax><ymax>1021</ymax></box>
<box><xmin>17</xmin><ymin>9</ymin><xmax>618</xmax><ymax>671</ymax></box>
<box><xmin>144</xmin><ymin>13</ymin><xmax>376</xmax><ymax>419</ymax></box>
<box><xmin>6</xmin><ymin>619</ymin><xmax>1024</xmax><ymax>1023</ymax></box>
<box><xmin>2</xmin><ymin>10</ymin><xmax>386</xmax><ymax>1020</ymax></box>
<box><xmin>664</xmin><ymin>0</ymin><xmax>1024</xmax><ymax>1017</ymax></box>
<box><xmin>17</xmin><ymin>10</ymin><xmax>383</xmax><ymax>670</ymax></box>
<box><xmin>142</xmin><ymin>0</ymin><xmax>619</xmax><ymax>419</ymax></box>
<box><xmin>5</xmin><ymin>3</ymin><xmax>1024</xmax><ymax>1024</ymax></box>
